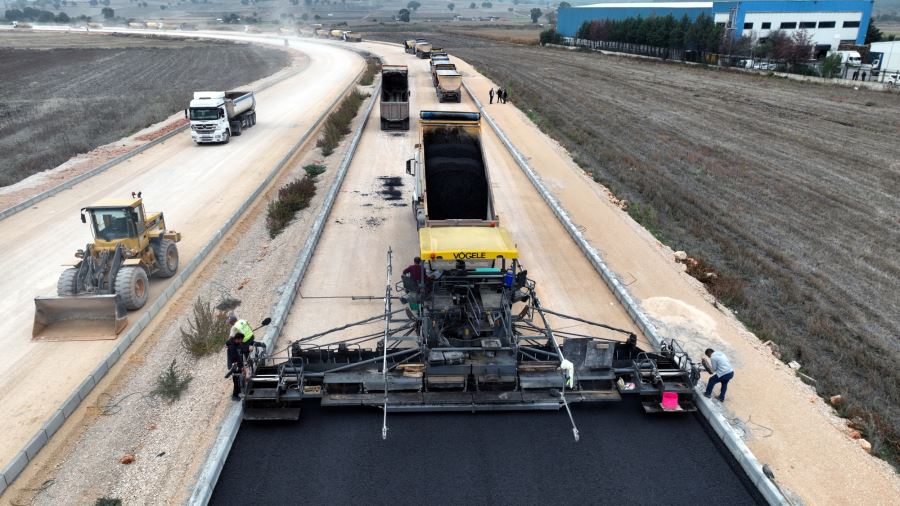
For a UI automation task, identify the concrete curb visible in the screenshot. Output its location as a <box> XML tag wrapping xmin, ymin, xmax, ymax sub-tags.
<box><xmin>187</xmin><ymin>77</ymin><xmax>380</xmax><ymax>506</ymax></box>
<box><xmin>462</xmin><ymin>80</ymin><xmax>788</xmax><ymax>506</ymax></box>
<box><xmin>0</xmin><ymin>58</ymin><xmax>306</xmax><ymax>223</ymax></box>
<box><xmin>0</xmin><ymin>59</ymin><xmax>365</xmax><ymax>497</ymax></box>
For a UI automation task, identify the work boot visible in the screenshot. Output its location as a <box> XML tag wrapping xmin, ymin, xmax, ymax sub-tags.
<box><xmin>231</xmin><ymin>394</ymin><xmax>241</xmax><ymax>401</ymax></box>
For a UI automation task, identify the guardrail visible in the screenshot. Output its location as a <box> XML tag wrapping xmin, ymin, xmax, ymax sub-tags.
<box><xmin>188</xmin><ymin>76</ymin><xmax>380</xmax><ymax>506</ymax></box>
<box><xmin>0</xmin><ymin>56</ymin><xmax>365</xmax><ymax>497</ymax></box>
<box><xmin>462</xmin><ymin>79</ymin><xmax>788</xmax><ymax>506</ymax></box>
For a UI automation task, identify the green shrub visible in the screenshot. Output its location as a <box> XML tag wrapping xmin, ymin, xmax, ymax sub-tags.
<box><xmin>152</xmin><ymin>359</ymin><xmax>193</xmax><ymax>402</ymax></box>
<box><xmin>304</xmin><ymin>163</ymin><xmax>327</xmax><ymax>179</ymax></box>
<box><xmin>316</xmin><ymin>88</ymin><xmax>367</xmax><ymax>156</ymax></box>
<box><xmin>539</xmin><ymin>29</ymin><xmax>562</xmax><ymax>46</ymax></box>
<box><xmin>95</xmin><ymin>499</ymin><xmax>122</xmax><ymax>506</ymax></box>
<box><xmin>181</xmin><ymin>298</ymin><xmax>231</xmax><ymax>358</ymax></box>
<box><xmin>360</xmin><ymin>56</ymin><xmax>381</xmax><ymax>85</ymax></box>
<box><xmin>266</xmin><ymin>176</ymin><xmax>318</xmax><ymax>237</ymax></box>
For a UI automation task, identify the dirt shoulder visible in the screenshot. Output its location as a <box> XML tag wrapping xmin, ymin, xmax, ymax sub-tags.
<box><xmin>6</xmin><ymin>76</ymin><xmax>373</xmax><ymax>506</ymax></box>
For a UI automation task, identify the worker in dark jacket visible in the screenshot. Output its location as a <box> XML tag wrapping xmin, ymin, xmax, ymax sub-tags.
<box><xmin>226</xmin><ymin>334</ymin><xmax>245</xmax><ymax>401</ymax></box>
<box><xmin>402</xmin><ymin>257</ymin><xmax>423</xmax><ymax>285</ymax></box>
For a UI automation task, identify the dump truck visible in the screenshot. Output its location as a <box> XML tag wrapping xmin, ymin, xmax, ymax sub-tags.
<box><xmin>380</xmin><ymin>65</ymin><xmax>410</xmax><ymax>130</ymax></box>
<box><xmin>404</xmin><ymin>39</ymin><xmax>416</xmax><ymax>54</ymax></box>
<box><xmin>33</xmin><ymin>197</ymin><xmax>181</xmax><ymax>341</ymax></box>
<box><xmin>187</xmin><ymin>91</ymin><xmax>256</xmax><ymax>144</ymax></box>
<box><xmin>342</xmin><ymin>31</ymin><xmax>362</xmax><ymax>42</ymax></box>
<box><xmin>12</xmin><ymin>21</ymin><xmax>32</xmax><ymax>28</ymax></box>
<box><xmin>330</xmin><ymin>29</ymin><xmax>343</xmax><ymax>39</ymax></box>
<box><xmin>406</xmin><ymin>111</ymin><xmax>496</xmax><ymax>228</ymax></box>
<box><xmin>434</xmin><ymin>70</ymin><xmax>462</xmax><ymax>103</ymax></box>
<box><xmin>414</xmin><ymin>38</ymin><xmax>432</xmax><ymax>58</ymax></box>
<box><xmin>430</xmin><ymin>57</ymin><xmax>456</xmax><ymax>86</ymax></box>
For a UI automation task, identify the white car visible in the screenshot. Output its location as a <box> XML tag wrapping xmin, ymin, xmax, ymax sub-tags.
<box><xmin>886</xmin><ymin>72</ymin><xmax>900</xmax><ymax>86</ymax></box>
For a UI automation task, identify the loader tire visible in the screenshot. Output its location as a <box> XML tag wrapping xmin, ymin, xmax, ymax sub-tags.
<box><xmin>57</xmin><ymin>268</ymin><xmax>78</xmax><ymax>296</ymax></box>
<box><xmin>115</xmin><ymin>266</ymin><xmax>149</xmax><ymax>310</ymax></box>
<box><xmin>152</xmin><ymin>239</ymin><xmax>179</xmax><ymax>278</ymax></box>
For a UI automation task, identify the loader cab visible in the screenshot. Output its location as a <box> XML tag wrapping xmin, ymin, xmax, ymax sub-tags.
<box><xmin>81</xmin><ymin>198</ymin><xmax>147</xmax><ymax>251</ymax></box>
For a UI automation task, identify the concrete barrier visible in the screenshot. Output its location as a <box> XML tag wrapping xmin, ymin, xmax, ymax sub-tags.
<box><xmin>0</xmin><ymin>61</ymin><xmax>365</xmax><ymax>497</ymax></box>
<box><xmin>462</xmin><ymin>80</ymin><xmax>788</xmax><ymax>506</ymax></box>
<box><xmin>187</xmin><ymin>77</ymin><xmax>380</xmax><ymax>506</ymax></box>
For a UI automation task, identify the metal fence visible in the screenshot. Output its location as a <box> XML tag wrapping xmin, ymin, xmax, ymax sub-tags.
<box><xmin>563</xmin><ymin>37</ymin><xmax>687</xmax><ymax>61</ymax></box>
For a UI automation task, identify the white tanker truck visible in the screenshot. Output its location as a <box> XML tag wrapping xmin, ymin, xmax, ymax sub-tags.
<box><xmin>186</xmin><ymin>90</ymin><xmax>257</xmax><ymax>144</ymax></box>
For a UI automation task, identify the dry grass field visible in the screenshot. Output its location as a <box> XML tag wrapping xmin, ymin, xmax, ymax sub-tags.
<box><xmin>0</xmin><ymin>32</ymin><xmax>290</xmax><ymax>186</ymax></box>
<box><xmin>366</xmin><ymin>31</ymin><xmax>900</xmax><ymax>464</ymax></box>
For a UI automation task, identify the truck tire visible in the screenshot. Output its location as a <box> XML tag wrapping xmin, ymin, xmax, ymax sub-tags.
<box><xmin>57</xmin><ymin>268</ymin><xmax>79</xmax><ymax>296</ymax></box>
<box><xmin>233</xmin><ymin>120</ymin><xmax>242</xmax><ymax>136</ymax></box>
<box><xmin>403</xmin><ymin>118</ymin><xmax>409</xmax><ymax>130</ymax></box>
<box><xmin>114</xmin><ymin>266</ymin><xmax>149</xmax><ymax>310</ymax></box>
<box><xmin>152</xmin><ymin>239</ymin><xmax>179</xmax><ymax>278</ymax></box>
<box><xmin>222</xmin><ymin>130</ymin><xmax>230</xmax><ymax>144</ymax></box>
<box><xmin>250</xmin><ymin>112</ymin><xmax>257</xmax><ymax>126</ymax></box>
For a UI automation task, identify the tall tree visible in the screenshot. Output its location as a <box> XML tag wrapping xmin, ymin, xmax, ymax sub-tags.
<box><xmin>398</xmin><ymin>7</ymin><xmax>410</xmax><ymax>21</ymax></box>
<box><xmin>865</xmin><ymin>17</ymin><xmax>883</xmax><ymax>44</ymax></box>
<box><xmin>447</xmin><ymin>2</ymin><xmax>454</xmax><ymax>10</ymax></box>
<box><xmin>406</xmin><ymin>1</ymin><xmax>420</xmax><ymax>11</ymax></box>
<box><xmin>530</xmin><ymin>7</ymin><xmax>541</xmax><ymax>23</ymax></box>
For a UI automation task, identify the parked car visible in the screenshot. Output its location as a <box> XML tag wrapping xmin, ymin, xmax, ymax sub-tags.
<box><xmin>886</xmin><ymin>72</ymin><xmax>900</xmax><ymax>86</ymax></box>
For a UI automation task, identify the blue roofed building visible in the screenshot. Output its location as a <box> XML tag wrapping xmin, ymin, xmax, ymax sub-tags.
<box><xmin>557</xmin><ymin>1</ymin><xmax>873</xmax><ymax>49</ymax></box>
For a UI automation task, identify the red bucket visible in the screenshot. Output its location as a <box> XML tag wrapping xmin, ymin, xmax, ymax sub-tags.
<box><xmin>661</xmin><ymin>392</ymin><xmax>679</xmax><ymax>411</ymax></box>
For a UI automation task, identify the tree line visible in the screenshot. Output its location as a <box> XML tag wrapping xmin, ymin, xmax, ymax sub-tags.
<box><xmin>4</xmin><ymin>7</ymin><xmax>72</xmax><ymax>22</ymax></box>
<box><xmin>577</xmin><ymin>13</ymin><xmax>725</xmax><ymax>54</ymax></box>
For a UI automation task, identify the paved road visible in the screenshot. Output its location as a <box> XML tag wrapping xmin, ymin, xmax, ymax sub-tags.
<box><xmin>212</xmin><ymin>399</ymin><xmax>762</xmax><ymax>505</ymax></box>
<box><xmin>0</xmin><ymin>35</ymin><xmax>361</xmax><ymax>465</ymax></box>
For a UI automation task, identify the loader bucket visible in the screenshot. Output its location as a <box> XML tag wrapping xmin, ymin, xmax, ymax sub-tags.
<box><xmin>32</xmin><ymin>295</ymin><xmax>128</xmax><ymax>341</ymax></box>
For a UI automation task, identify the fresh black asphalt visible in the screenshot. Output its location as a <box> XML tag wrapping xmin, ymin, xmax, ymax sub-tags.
<box><xmin>211</xmin><ymin>397</ymin><xmax>764</xmax><ymax>505</ymax></box>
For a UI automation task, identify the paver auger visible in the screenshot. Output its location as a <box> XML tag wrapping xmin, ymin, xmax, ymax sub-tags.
<box><xmin>32</xmin><ymin>195</ymin><xmax>181</xmax><ymax>340</ymax></box>
<box><xmin>242</xmin><ymin>240</ymin><xmax>702</xmax><ymax>438</ymax></box>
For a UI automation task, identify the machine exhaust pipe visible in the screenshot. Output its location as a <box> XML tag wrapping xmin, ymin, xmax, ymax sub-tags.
<box><xmin>32</xmin><ymin>295</ymin><xmax>128</xmax><ymax>341</ymax></box>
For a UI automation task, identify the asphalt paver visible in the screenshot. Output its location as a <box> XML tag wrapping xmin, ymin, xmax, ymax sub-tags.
<box><xmin>212</xmin><ymin>398</ymin><xmax>763</xmax><ymax>505</ymax></box>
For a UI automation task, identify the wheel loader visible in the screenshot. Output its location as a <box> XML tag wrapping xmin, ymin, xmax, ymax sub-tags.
<box><xmin>33</xmin><ymin>197</ymin><xmax>181</xmax><ymax>341</ymax></box>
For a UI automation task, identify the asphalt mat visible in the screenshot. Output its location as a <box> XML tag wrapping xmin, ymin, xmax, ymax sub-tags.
<box><xmin>211</xmin><ymin>397</ymin><xmax>764</xmax><ymax>505</ymax></box>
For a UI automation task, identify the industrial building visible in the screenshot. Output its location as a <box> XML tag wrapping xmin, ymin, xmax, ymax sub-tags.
<box><xmin>870</xmin><ymin>40</ymin><xmax>900</xmax><ymax>74</ymax></box>
<box><xmin>557</xmin><ymin>1</ymin><xmax>873</xmax><ymax>49</ymax></box>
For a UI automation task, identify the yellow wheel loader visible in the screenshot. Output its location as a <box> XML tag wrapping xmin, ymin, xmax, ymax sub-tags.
<box><xmin>33</xmin><ymin>197</ymin><xmax>181</xmax><ymax>341</ymax></box>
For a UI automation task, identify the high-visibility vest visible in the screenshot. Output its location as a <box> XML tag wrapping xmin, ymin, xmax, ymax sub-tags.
<box><xmin>233</xmin><ymin>320</ymin><xmax>254</xmax><ymax>342</ymax></box>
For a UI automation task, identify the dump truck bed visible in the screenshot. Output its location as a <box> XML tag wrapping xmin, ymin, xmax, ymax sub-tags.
<box><xmin>381</xmin><ymin>65</ymin><xmax>410</xmax><ymax>129</ymax></box>
<box><xmin>417</xmin><ymin>111</ymin><xmax>495</xmax><ymax>225</ymax></box>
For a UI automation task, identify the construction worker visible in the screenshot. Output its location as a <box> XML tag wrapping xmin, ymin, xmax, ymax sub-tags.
<box><xmin>703</xmin><ymin>348</ymin><xmax>734</xmax><ymax>402</ymax></box>
<box><xmin>402</xmin><ymin>257</ymin><xmax>423</xmax><ymax>286</ymax></box>
<box><xmin>226</xmin><ymin>313</ymin><xmax>266</xmax><ymax>354</ymax></box>
<box><xmin>226</xmin><ymin>334</ymin><xmax>245</xmax><ymax>401</ymax></box>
